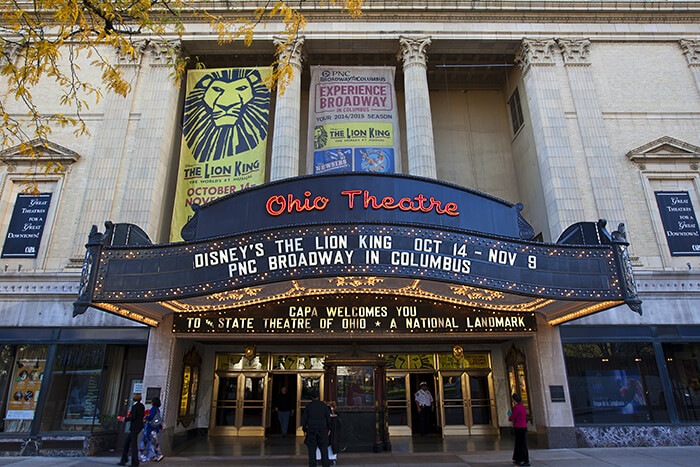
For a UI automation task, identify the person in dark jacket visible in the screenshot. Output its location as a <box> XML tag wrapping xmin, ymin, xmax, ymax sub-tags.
<box><xmin>508</xmin><ymin>393</ymin><xmax>529</xmax><ymax>466</ymax></box>
<box><xmin>273</xmin><ymin>386</ymin><xmax>294</xmax><ymax>437</ymax></box>
<box><xmin>119</xmin><ymin>393</ymin><xmax>145</xmax><ymax>466</ymax></box>
<box><xmin>300</xmin><ymin>390</ymin><xmax>331</xmax><ymax>467</ymax></box>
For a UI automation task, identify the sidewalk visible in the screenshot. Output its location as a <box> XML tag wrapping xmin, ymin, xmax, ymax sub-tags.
<box><xmin>0</xmin><ymin>446</ymin><xmax>699</xmax><ymax>467</ymax></box>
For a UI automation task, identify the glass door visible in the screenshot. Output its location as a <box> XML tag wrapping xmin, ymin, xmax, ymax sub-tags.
<box><xmin>211</xmin><ymin>374</ymin><xmax>239</xmax><ymax>435</ymax></box>
<box><xmin>211</xmin><ymin>372</ymin><xmax>268</xmax><ymax>436</ymax></box>
<box><xmin>467</xmin><ymin>373</ymin><xmax>497</xmax><ymax>434</ymax></box>
<box><xmin>439</xmin><ymin>371</ymin><xmax>498</xmax><ymax>435</ymax></box>
<box><xmin>239</xmin><ymin>373</ymin><xmax>266</xmax><ymax>436</ymax></box>
<box><xmin>296</xmin><ymin>374</ymin><xmax>323</xmax><ymax>436</ymax></box>
<box><xmin>386</xmin><ymin>373</ymin><xmax>411</xmax><ymax>436</ymax></box>
<box><xmin>440</xmin><ymin>372</ymin><xmax>468</xmax><ymax>435</ymax></box>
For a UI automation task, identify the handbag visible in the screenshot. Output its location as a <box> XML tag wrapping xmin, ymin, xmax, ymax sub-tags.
<box><xmin>149</xmin><ymin>409</ymin><xmax>162</xmax><ymax>427</ymax></box>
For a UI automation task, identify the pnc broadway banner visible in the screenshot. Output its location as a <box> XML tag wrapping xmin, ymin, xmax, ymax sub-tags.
<box><xmin>170</xmin><ymin>67</ymin><xmax>272</xmax><ymax>242</ymax></box>
<box><xmin>308</xmin><ymin>66</ymin><xmax>400</xmax><ymax>175</ymax></box>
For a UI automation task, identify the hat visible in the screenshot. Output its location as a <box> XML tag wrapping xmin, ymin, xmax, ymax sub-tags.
<box><xmin>420</xmin><ymin>381</ymin><xmax>428</xmax><ymax>387</ymax></box>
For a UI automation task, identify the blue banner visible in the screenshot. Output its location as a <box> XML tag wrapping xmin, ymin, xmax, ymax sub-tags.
<box><xmin>2</xmin><ymin>193</ymin><xmax>52</xmax><ymax>258</ymax></box>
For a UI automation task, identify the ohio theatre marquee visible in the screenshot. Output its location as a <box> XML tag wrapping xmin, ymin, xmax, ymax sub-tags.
<box><xmin>73</xmin><ymin>173</ymin><xmax>641</xmax><ymax>332</ymax></box>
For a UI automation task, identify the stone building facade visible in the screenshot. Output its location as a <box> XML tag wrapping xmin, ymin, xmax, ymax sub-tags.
<box><xmin>0</xmin><ymin>0</ymin><xmax>699</xmax><ymax>456</ymax></box>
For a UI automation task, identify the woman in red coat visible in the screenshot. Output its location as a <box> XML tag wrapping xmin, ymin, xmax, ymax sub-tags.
<box><xmin>508</xmin><ymin>393</ymin><xmax>529</xmax><ymax>466</ymax></box>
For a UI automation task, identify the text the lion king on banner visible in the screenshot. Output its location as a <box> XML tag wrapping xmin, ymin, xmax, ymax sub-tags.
<box><xmin>170</xmin><ymin>67</ymin><xmax>272</xmax><ymax>242</ymax></box>
<box><xmin>307</xmin><ymin>66</ymin><xmax>401</xmax><ymax>175</ymax></box>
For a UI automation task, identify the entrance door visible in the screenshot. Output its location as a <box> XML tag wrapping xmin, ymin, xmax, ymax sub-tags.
<box><xmin>387</xmin><ymin>373</ymin><xmax>411</xmax><ymax>436</ymax></box>
<box><xmin>296</xmin><ymin>374</ymin><xmax>323</xmax><ymax>436</ymax></box>
<box><xmin>211</xmin><ymin>372</ymin><xmax>267</xmax><ymax>436</ymax></box>
<box><xmin>439</xmin><ymin>371</ymin><xmax>498</xmax><ymax>435</ymax></box>
<box><xmin>441</xmin><ymin>372</ymin><xmax>467</xmax><ymax>435</ymax></box>
<box><xmin>269</xmin><ymin>374</ymin><xmax>297</xmax><ymax>436</ymax></box>
<box><xmin>409</xmin><ymin>373</ymin><xmax>438</xmax><ymax>435</ymax></box>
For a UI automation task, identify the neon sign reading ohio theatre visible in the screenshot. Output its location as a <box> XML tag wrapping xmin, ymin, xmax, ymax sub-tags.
<box><xmin>265</xmin><ymin>189</ymin><xmax>460</xmax><ymax>217</ymax></box>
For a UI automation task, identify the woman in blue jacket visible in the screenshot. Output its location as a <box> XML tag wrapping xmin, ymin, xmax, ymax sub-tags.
<box><xmin>139</xmin><ymin>397</ymin><xmax>164</xmax><ymax>462</ymax></box>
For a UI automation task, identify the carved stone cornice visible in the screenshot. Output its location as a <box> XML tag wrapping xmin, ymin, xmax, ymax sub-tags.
<box><xmin>397</xmin><ymin>36</ymin><xmax>431</xmax><ymax>70</ymax></box>
<box><xmin>680</xmin><ymin>39</ymin><xmax>700</xmax><ymax>66</ymax></box>
<box><xmin>144</xmin><ymin>39</ymin><xmax>181</xmax><ymax>65</ymax></box>
<box><xmin>633</xmin><ymin>270</ymin><xmax>700</xmax><ymax>296</ymax></box>
<box><xmin>0</xmin><ymin>273</ymin><xmax>80</xmax><ymax>297</ymax></box>
<box><xmin>515</xmin><ymin>38</ymin><xmax>557</xmax><ymax>73</ymax></box>
<box><xmin>557</xmin><ymin>38</ymin><xmax>591</xmax><ymax>66</ymax></box>
<box><xmin>273</xmin><ymin>36</ymin><xmax>305</xmax><ymax>69</ymax></box>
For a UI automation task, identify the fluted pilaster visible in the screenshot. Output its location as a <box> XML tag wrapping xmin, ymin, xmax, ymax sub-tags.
<box><xmin>516</xmin><ymin>38</ymin><xmax>584</xmax><ymax>240</ymax></box>
<box><xmin>558</xmin><ymin>38</ymin><xmax>626</xmax><ymax>229</ymax></box>
<box><xmin>270</xmin><ymin>37</ymin><xmax>305</xmax><ymax>181</ymax></box>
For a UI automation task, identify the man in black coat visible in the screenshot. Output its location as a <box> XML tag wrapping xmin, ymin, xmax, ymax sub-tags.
<box><xmin>300</xmin><ymin>390</ymin><xmax>331</xmax><ymax>467</ymax></box>
<box><xmin>119</xmin><ymin>393</ymin><xmax>145</xmax><ymax>466</ymax></box>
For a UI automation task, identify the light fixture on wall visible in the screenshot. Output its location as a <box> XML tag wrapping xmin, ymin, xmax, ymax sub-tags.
<box><xmin>244</xmin><ymin>345</ymin><xmax>256</xmax><ymax>361</ymax></box>
<box><xmin>453</xmin><ymin>345</ymin><xmax>463</xmax><ymax>360</ymax></box>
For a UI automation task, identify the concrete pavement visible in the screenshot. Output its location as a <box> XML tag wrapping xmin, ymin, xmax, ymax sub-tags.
<box><xmin>0</xmin><ymin>446</ymin><xmax>699</xmax><ymax>466</ymax></box>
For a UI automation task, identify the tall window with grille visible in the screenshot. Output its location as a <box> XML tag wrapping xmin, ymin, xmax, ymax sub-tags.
<box><xmin>508</xmin><ymin>88</ymin><xmax>524</xmax><ymax>135</ymax></box>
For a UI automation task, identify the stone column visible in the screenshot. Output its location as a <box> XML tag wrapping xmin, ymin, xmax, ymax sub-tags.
<box><xmin>141</xmin><ymin>314</ymin><xmax>183</xmax><ymax>455</ymax></box>
<box><xmin>680</xmin><ymin>39</ymin><xmax>700</xmax><ymax>92</ymax></box>
<box><xmin>398</xmin><ymin>36</ymin><xmax>437</xmax><ymax>178</ymax></box>
<box><xmin>557</xmin><ymin>38</ymin><xmax>626</xmax><ymax>228</ymax></box>
<box><xmin>516</xmin><ymin>39</ymin><xmax>584</xmax><ymax>240</ymax></box>
<box><xmin>71</xmin><ymin>55</ymin><xmax>141</xmax><ymax>258</ymax></box>
<box><xmin>524</xmin><ymin>316</ymin><xmax>576</xmax><ymax>448</ymax></box>
<box><xmin>270</xmin><ymin>37</ymin><xmax>305</xmax><ymax>181</ymax></box>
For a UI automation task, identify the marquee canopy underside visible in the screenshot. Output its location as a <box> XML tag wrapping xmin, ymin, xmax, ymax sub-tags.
<box><xmin>91</xmin><ymin>276</ymin><xmax>623</xmax><ymax>328</ymax></box>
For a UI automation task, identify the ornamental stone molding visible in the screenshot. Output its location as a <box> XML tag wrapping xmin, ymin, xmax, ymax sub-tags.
<box><xmin>273</xmin><ymin>36</ymin><xmax>305</xmax><ymax>69</ymax></box>
<box><xmin>626</xmin><ymin>135</ymin><xmax>700</xmax><ymax>170</ymax></box>
<box><xmin>124</xmin><ymin>39</ymin><xmax>180</xmax><ymax>65</ymax></box>
<box><xmin>144</xmin><ymin>39</ymin><xmax>181</xmax><ymax>64</ymax></box>
<box><xmin>0</xmin><ymin>274</ymin><xmax>80</xmax><ymax>297</ymax></box>
<box><xmin>680</xmin><ymin>39</ymin><xmax>700</xmax><ymax>66</ymax></box>
<box><xmin>515</xmin><ymin>38</ymin><xmax>557</xmax><ymax>73</ymax></box>
<box><xmin>0</xmin><ymin>138</ymin><xmax>80</xmax><ymax>166</ymax></box>
<box><xmin>0</xmin><ymin>42</ymin><xmax>21</xmax><ymax>64</ymax></box>
<box><xmin>398</xmin><ymin>36</ymin><xmax>431</xmax><ymax>69</ymax></box>
<box><xmin>557</xmin><ymin>38</ymin><xmax>591</xmax><ymax>66</ymax></box>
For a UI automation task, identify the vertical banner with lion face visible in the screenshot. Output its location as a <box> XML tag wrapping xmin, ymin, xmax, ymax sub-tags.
<box><xmin>170</xmin><ymin>67</ymin><xmax>272</xmax><ymax>242</ymax></box>
<box><xmin>307</xmin><ymin>66</ymin><xmax>401</xmax><ymax>175</ymax></box>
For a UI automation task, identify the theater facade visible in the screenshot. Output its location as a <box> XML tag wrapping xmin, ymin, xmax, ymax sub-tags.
<box><xmin>1</xmin><ymin>0</ymin><xmax>700</xmax><ymax>457</ymax></box>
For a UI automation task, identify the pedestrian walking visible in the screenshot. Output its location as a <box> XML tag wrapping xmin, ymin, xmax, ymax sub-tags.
<box><xmin>509</xmin><ymin>393</ymin><xmax>529</xmax><ymax>466</ymax></box>
<box><xmin>118</xmin><ymin>393</ymin><xmax>145</xmax><ymax>466</ymax></box>
<box><xmin>139</xmin><ymin>396</ymin><xmax>164</xmax><ymax>462</ymax></box>
<box><xmin>301</xmin><ymin>389</ymin><xmax>331</xmax><ymax>467</ymax></box>
<box><xmin>274</xmin><ymin>386</ymin><xmax>294</xmax><ymax>437</ymax></box>
<box><xmin>414</xmin><ymin>381</ymin><xmax>434</xmax><ymax>435</ymax></box>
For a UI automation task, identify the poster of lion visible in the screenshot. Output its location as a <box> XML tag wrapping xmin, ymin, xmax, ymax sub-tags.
<box><xmin>170</xmin><ymin>67</ymin><xmax>272</xmax><ymax>242</ymax></box>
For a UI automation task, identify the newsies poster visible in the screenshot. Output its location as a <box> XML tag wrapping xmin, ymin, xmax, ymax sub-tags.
<box><xmin>170</xmin><ymin>67</ymin><xmax>272</xmax><ymax>242</ymax></box>
<box><xmin>308</xmin><ymin>66</ymin><xmax>400</xmax><ymax>175</ymax></box>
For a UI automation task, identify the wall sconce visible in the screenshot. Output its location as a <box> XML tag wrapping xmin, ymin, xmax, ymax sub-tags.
<box><xmin>453</xmin><ymin>345</ymin><xmax>463</xmax><ymax>360</ymax></box>
<box><xmin>244</xmin><ymin>345</ymin><xmax>256</xmax><ymax>361</ymax></box>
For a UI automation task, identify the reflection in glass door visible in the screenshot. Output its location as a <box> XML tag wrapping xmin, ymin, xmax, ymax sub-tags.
<box><xmin>387</xmin><ymin>374</ymin><xmax>411</xmax><ymax>436</ymax></box>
